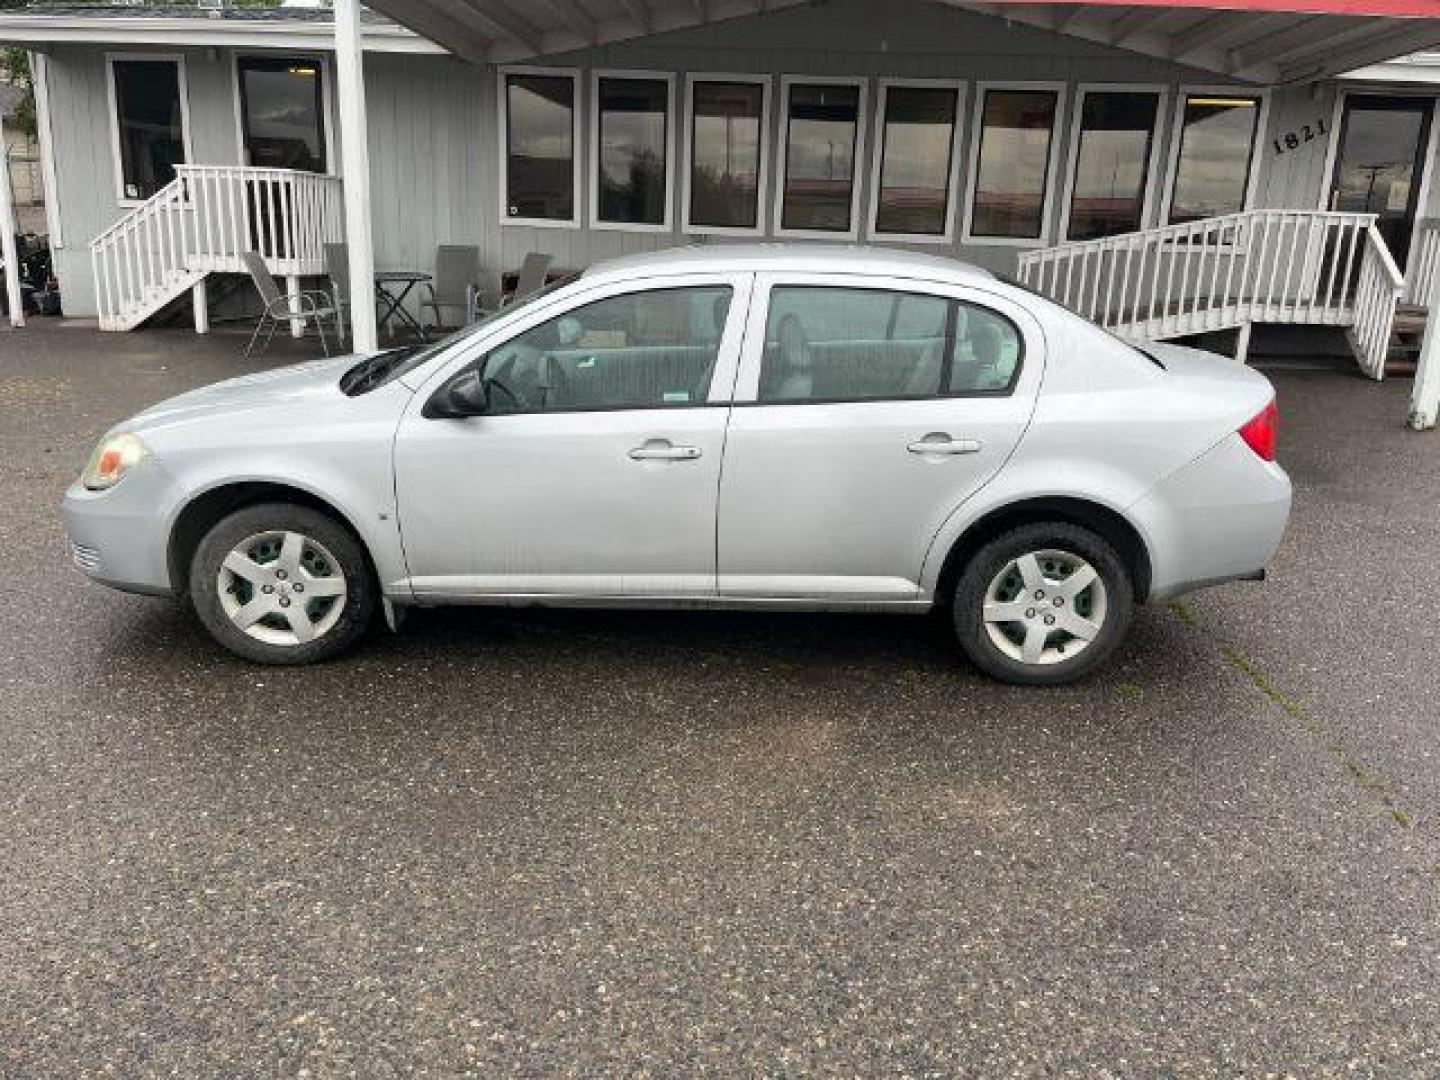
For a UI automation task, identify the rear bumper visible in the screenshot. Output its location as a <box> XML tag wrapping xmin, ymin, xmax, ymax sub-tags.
<box><xmin>1130</xmin><ymin>434</ymin><xmax>1292</xmax><ymax>602</ymax></box>
<box><xmin>61</xmin><ymin>459</ymin><xmax>179</xmax><ymax>596</ymax></box>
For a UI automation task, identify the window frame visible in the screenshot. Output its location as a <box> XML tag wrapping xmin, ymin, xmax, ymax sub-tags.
<box><xmin>1159</xmin><ymin>85</ymin><xmax>1271</xmax><ymax>227</ymax></box>
<box><xmin>1058</xmin><ymin>83</ymin><xmax>1169</xmax><ymax>243</ymax></box>
<box><xmin>961</xmin><ymin>80</ymin><xmax>1068</xmax><ymax>248</ymax></box>
<box><xmin>231</xmin><ymin>51</ymin><xmax>336</xmax><ymax>175</ymax></box>
<box><xmin>735</xmin><ymin>276</ymin><xmax>1030</xmax><ymax>406</ymax></box>
<box><xmin>497</xmin><ymin>64</ymin><xmax>583</xmax><ymax>230</ymax></box>
<box><xmin>681</xmin><ymin>72</ymin><xmax>773</xmax><ymax>238</ymax></box>
<box><xmin>105</xmin><ymin>52</ymin><xmax>194</xmax><ymax>208</ymax></box>
<box><xmin>865</xmin><ymin>78</ymin><xmax>967</xmax><ymax>245</ymax></box>
<box><xmin>588</xmin><ymin>68</ymin><xmax>677</xmax><ymax>233</ymax></box>
<box><xmin>773</xmin><ymin>74</ymin><xmax>871</xmax><ymax>242</ymax></box>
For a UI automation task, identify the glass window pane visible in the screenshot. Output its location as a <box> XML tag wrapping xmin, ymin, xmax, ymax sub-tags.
<box><xmin>481</xmin><ymin>287</ymin><xmax>732</xmax><ymax>413</ymax></box>
<box><xmin>875</xmin><ymin>85</ymin><xmax>959</xmax><ymax>236</ymax></box>
<box><xmin>759</xmin><ymin>287</ymin><xmax>950</xmax><ymax>403</ymax></box>
<box><xmin>689</xmin><ymin>81</ymin><xmax>764</xmax><ymax>229</ymax></box>
<box><xmin>1066</xmin><ymin>91</ymin><xmax>1159</xmax><ymax>240</ymax></box>
<box><xmin>1168</xmin><ymin>95</ymin><xmax>1260</xmax><ymax>225</ymax></box>
<box><xmin>506</xmin><ymin>73</ymin><xmax>575</xmax><ymax>222</ymax></box>
<box><xmin>970</xmin><ymin>88</ymin><xmax>1058</xmax><ymax>239</ymax></box>
<box><xmin>112</xmin><ymin>60</ymin><xmax>185</xmax><ymax>200</ymax></box>
<box><xmin>781</xmin><ymin>83</ymin><xmax>861</xmax><ymax>233</ymax></box>
<box><xmin>597</xmin><ymin>77</ymin><xmax>668</xmax><ymax>226</ymax></box>
<box><xmin>951</xmin><ymin>303</ymin><xmax>1023</xmax><ymax>393</ymax></box>
<box><xmin>238</xmin><ymin>57</ymin><xmax>327</xmax><ymax>173</ymax></box>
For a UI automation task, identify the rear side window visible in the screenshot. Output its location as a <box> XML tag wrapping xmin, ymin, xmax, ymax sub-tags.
<box><xmin>758</xmin><ymin>286</ymin><xmax>1022</xmax><ymax>403</ymax></box>
<box><xmin>480</xmin><ymin>286</ymin><xmax>733</xmax><ymax>414</ymax></box>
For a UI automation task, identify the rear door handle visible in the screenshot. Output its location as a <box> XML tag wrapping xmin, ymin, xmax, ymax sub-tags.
<box><xmin>907</xmin><ymin>434</ymin><xmax>982</xmax><ymax>456</ymax></box>
<box><xmin>629</xmin><ymin>440</ymin><xmax>702</xmax><ymax>461</ymax></box>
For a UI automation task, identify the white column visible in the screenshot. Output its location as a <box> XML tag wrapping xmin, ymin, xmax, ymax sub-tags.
<box><xmin>1410</xmin><ymin>269</ymin><xmax>1440</xmax><ymax>430</ymax></box>
<box><xmin>192</xmin><ymin>280</ymin><xmax>209</xmax><ymax>334</ymax></box>
<box><xmin>0</xmin><ymin>145</ymin><xmax>24</xmax><ymax>329</ymax></box>
<box><xmin>334</xmin><ymin>0</ymin><xmax>378</xmax><ymax>354</ymax></box>
<box><xmin>286</xmin><ymin>273</ymin><xmax>303</xmax><ymax>337</ymax></box>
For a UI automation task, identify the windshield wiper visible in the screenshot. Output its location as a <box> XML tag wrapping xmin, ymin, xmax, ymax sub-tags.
<box><xmin>340</xmin><ymin>346</ymin><xmax>422</xmax><ymax>396</ymax></box>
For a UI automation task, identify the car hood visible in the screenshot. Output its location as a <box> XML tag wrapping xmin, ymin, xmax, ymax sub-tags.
<box><xmin>126</xmin><ymin>355</ymin><xmax>365</xmax><ymax>431</ymax></box>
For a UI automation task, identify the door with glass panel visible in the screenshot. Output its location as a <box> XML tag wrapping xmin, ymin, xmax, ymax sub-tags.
<box><xmin>1328</xmin><ymin>94</ymin><xmax>1433</xmax><ymax>270</ymax></box>
<box><xmin>395</xmin><ymin>278</ymin><xmax>749</xmax><ymax>598</ymax></box>
<box><xmin>717</xmin><ymin>278</ymin><xmax>1040</xmax><ymax>601</ymax></box>
<box><xmin>237</xmin><ymin>56</ymin><xmax>328</xmax><ymax>258</ymax></box>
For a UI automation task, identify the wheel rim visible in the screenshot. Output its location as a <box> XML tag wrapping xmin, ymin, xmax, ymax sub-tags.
<box><xmin>982</xmin><ymin>548</ymin><xmax>1107</xmax><ymax>667</ymax></box>
<box><xmin>216</xmin><ymin>530</ymin><xmax>348</xmax><ymax>647</ymax></box>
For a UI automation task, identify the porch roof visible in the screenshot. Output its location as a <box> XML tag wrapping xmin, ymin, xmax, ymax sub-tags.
<box><xmin>362</xmin><ymin>0</ymin><xmax>1440</xmax><ymax>83</ymax></box>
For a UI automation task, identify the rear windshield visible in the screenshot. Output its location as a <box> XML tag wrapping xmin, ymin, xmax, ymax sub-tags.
<box><xmin>999</xmin><ymin>275</ymin><xmax>1165</xmax><ymax>370</ymax></box>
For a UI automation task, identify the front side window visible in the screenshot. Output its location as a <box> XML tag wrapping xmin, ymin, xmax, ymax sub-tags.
<box><xmin>1168</xmin><ymin>94</ymin><xmax>1261</xmax><ymax>225</ymax></box>
<box><xmin>780</xmin><ymin>82</ymin><xmax>863</xmax><ymax>234</ymax></box>
<box><xmin>873</xmin><ymin>84</ymin><xmax>961</xmax><ymax>238</ymax></box>
<box><xmin>1065</xmin><ymin>90</ymin><xmax>1160</xmax><ymax>240</ymax></box>
<box><xmin>688</xmin><ymin>79</ymin><xmax>766</xmax><ymax>231</ymax></box>
<box><xmin>110</xmin><ymin>58</ymin><xmax>186</xmax><ymax>200</ymax></box>
<box><xmin>479</xmin><ymin>286</ymin><xmax>733</xmax><ymax>414</ymax></box>
<box><xmin>504</xmin><ymin>71</ymin><xmax>577</xmax><ymax>223</ymax></box>
<box><xmin>596</xmin><ymin>75</ymin><xmax>670</xmax><ymax>228</ymax></box>
<box><xmin>758</xmin><ymin>286</ymin><xmax>1021</xmax><ymax>403</ymax></box>
<box><xmin>969</xmin><ymin>87</ymin><xmax>1059</xmax><ymax>240</ymax></box>
<box><xmin>238</xmin><ymin>56</ymin><xmax>328</xmax><ymax>173</ymax></box>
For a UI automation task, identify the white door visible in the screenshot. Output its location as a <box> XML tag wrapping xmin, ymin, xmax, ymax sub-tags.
<box><xmin>717</xmin><ymin>275</ymin><xmax>1041</xmax><ymax>601</ymax></box>
<box><xmin>394</xmin><ymin>275</ymin><xmax>751</xmax><ymax>599</ymax></box>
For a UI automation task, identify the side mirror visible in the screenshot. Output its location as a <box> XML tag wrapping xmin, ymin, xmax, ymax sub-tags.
<box><xmin>424</xmin><ymin>369</ymin><xmax>489</xmax><ymax>418</ymax></box>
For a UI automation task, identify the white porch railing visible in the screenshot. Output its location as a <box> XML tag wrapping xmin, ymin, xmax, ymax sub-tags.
<box><xmin>1403</xmin><ymin>218</ymin><xmax>1440</xmax><ymax>307</ymax></box>
<box><xmin>91</xmin><ymin>165</ymin><xmax>344</xmax><ymax>331</ymax></box>
<box><xmin>1015</xmin><ymin>209</ymin><xmax>1404</xmax><ymax>378</ymax></box>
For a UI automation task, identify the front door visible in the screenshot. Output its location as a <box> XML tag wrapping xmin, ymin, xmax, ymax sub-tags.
<box><xmin>1328</xmin><ymin>94</ymin><xmax>1433</xmax><ymax>270</ymax></box>
<box><xmin>717</xmin><ymin>276</ymin><xmax>1040</xmax><ymax>602</ymax></box>
<box><xmin>394</xmin><ymin>276</ymin><xmax>750</xmax><ymax>599</ymax></box>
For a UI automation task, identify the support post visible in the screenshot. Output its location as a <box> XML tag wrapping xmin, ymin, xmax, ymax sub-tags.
<box><xmin>286</xmin><ymin>273</ymin><xmax>303</xmax><ymax>338</ymax></box>
<box><xmin>1410</xmin><ymin>278</ymin><xmax>1440</xmax><ymax>430</ymax></box>
<box><xmin>1234</xmin><ymin>320</ymin><xmax>1252</xmax><ymax>364</ymax></box>
<box><xmin>0</xmin><ymin>145</ymin><xmax>24</xmax><ymax>328</ymax></box>
<box><xmin>192</xmin><ymin>280</ymin><xmax>209</xmax><ymax>334</ymax></box>
<box><xmin>334</xmin><ymin>0</ymin><xmax>377</xmax><ymax>355</ymax></box>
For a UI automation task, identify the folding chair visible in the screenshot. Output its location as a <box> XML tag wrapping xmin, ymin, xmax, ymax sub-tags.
<box><xmin>241</xmin><ymin>251</ymin><xmax>338</xmax><ymax>360</ymax></box>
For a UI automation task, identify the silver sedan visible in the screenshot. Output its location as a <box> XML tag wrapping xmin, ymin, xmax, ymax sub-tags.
<box><xmin>63</xmin><ymin>246</ymin><xmax>1290</xmax><ymax>684</ymax></box>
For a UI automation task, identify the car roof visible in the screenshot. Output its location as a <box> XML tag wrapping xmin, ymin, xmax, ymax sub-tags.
<box><xmin>583</xmin><ymin>244</ymin><xmax>997</xmax><ymax>286</ymax></box>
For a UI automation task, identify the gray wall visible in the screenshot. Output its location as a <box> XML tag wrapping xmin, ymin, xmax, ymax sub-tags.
<box><xmin>35</xmin><ymin>0</ymin><xmax>1440</xmax><ymax>320</ymax></box>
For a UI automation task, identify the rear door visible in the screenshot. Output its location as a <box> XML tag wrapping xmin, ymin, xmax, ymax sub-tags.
<box><xmin>717</xmin><ymin>273</ymin><xmax>1042</xmax><ymax>601</ymax></box>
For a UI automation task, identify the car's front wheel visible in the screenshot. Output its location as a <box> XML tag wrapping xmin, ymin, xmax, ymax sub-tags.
<box><xmin>190</xmin><ymin>503</ymin><xmax>376</xmax><ymax>664</ymax></box>
<box><xmin>953</xmin><ymin>522</ymin><xmax>1134</xmax><ymax>685</ymax></box>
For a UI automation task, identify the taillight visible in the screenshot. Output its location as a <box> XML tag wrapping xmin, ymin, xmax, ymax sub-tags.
<box><xmin>1238</xmin><ymin>399</ymin><xmax>1278</xmax><ymax>462</ymax></box>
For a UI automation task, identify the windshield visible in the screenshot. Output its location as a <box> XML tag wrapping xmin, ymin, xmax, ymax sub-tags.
<box><xmin>340</xmin><ymin>273</ymin><xmax>580</xmax><ymax>396</ymax></box>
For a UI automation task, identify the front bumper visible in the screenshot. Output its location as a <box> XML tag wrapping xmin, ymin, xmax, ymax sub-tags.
<box><xmin>1130</xmin><ymin>433</ymin><xmax>1292</xmax><ymax>602</ymax></box>
<box><xmin>61</xmin><ymin>457</ymin><xmax>180</xmax><ymax>597</ymax></box>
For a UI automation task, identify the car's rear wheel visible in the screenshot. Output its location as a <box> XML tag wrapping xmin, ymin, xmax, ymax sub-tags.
<box><xmin>190</xmin><ymin>503</ymin><xmax>376</xmax><ymax>664</ymax></box>
<box><xmin>953</xmin><ymin>522</ymin><xmax>1133</xmax><ymax>685</ymax></box>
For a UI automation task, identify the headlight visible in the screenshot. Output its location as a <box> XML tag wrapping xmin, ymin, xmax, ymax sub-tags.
<box><xmin>80</xmin><ymin>432</ymin><xmax>151</xmax><ymax>491</ymax></box>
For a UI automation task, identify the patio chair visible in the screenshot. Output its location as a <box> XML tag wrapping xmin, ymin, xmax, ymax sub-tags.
<box><xmin>241</xmin><ymin>250</ymin><xmax>338</xmax><ymax>361</ymax></box>
<box><xmin>323</xmin><ymin>241</ymin><xmax>350</xmax><ymax>339</ymax></box>
<box><xmin>420</xmin><ymin>244</ymin><xmax>483</xmax><ymax>331</ymax></box>
<box><xmin>505</xmin><ymin>251</ymin><xmax>554</xmax><ymax>306</ymax></box>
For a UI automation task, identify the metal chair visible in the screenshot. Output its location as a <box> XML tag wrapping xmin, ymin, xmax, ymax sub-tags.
<box><xmin>421</xmin><ymin>244</ymin><xmax>483</xmax><ymax>331</ymax></box>
<box><xmin>241</xmin><ymin>251</ymin><xmax>338</xmax><ymax>360</ymax></box>
<box><xmin>505</xmin><ymin>251</ymin><xmax>554</xmax><ymax>306</ymax></box>
<box><xmin>323</xmin><ymin>241</ymin><xmax>350</xmax><ymax>340</ymax></box>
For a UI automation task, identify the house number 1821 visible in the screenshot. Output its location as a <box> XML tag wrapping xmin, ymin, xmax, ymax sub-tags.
<box><xmin>1273</xmin><ymin>118</ymin><xmax>1328</xmax><ymax>155</ymax></box>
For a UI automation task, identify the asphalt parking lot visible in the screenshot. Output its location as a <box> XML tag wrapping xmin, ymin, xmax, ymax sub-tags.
<box><xmin>3</xmin><ymin>322</ymin><xmax>1439</xmax><ymax>1075</ymax></box>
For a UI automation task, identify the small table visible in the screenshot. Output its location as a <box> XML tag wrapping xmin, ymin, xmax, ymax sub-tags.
<box><xmin>375</xmin><ymin>270</ymin><xmax>432</xmax><ymax>342</ymax></box>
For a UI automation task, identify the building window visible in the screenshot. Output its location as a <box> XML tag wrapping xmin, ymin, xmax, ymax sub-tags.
<box><xmin>237</xmin><ymin>56</ymin><xmax>327</xmax><ymax>173</ymax></box>
<box><xmin>871</xmin><ymin>82</ymin><xmax>963</xmax><ymax>240</ymax></box>
<box><xmin>593</xmin><ymin>73</ymin><xmax>672</xmax><ymax>230</ymax></box>
<box><xmin>108</xmin><ymin>57</ymin><xmax>188</xmax><ymax>201</ymax></box>
<box><xmin>1167</xmin><ymin>94</ymin><xmax>1261</xmax><ymax>225</ymax></box>
<box><xmin>502</xmin><ymin>69</ymin><xmax>579</xmax><ymax>226</ymax></box>
<box><xmin>967</xmin><ymin>85</ymin><xmax>1061</xmax><ymax>242</ymax></box>
<box><xmin>1064</xmin><ymin>89</ymin><xmax>1162</xmax><ymax>241</ymax></box>
<box><xmin>686</xmin><ymin>77</ymin><xmax>769</xmax><ymax>234</ymax></box>
<box><xmin>777</xmin><ymin>79</ymin><xmax>866</xmax><ymax>237</ymax></box>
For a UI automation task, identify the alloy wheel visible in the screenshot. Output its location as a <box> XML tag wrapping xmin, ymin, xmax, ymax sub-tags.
<box><xmin>216</xmin><ymin>530</ymin><xmax>348</xmax><ymax>647</ymax></box>
<box><xmin>982</xmin><ymin>548</ymin><xmax>1107</xmax><ymax>666</ymax></box>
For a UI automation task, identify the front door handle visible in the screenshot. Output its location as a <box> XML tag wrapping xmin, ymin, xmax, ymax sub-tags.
<box><xmin>907</xmin><ymin>433</ymin><xmax>982</xmax><ymax>456</ymax></box>
<box><xmin>629</xmin><ymin>439</ymin><xmax>702</xmax><ymax>462</ymax></box>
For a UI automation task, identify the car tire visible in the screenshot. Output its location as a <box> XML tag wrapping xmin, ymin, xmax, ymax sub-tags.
<box><xmin>189</xmin><ymin>502</ymin><xmax>376</xmax><ymax>665</ymax></box>
<box><xmin>953</xmin><ymin>522</ymin><xmax>1134</xmax><ymax>685</ymax></box>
